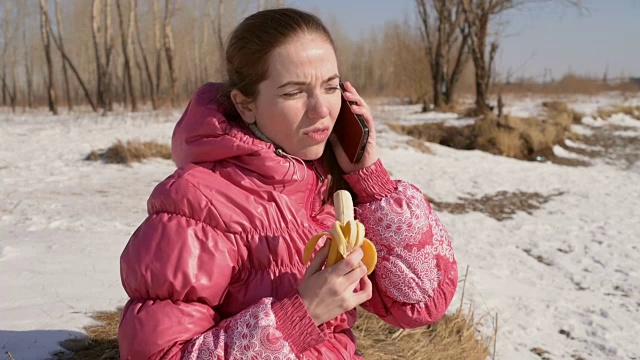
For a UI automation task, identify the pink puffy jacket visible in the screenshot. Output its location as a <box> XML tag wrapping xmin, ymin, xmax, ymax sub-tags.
<box><xmin>118</xmin><ymin>83</ymin><xmax>458</xmax><ymax>359</ymax></box>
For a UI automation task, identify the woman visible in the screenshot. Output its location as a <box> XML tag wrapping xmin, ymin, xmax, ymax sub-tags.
<box><xmin>118</xmin><ymin>7</ymin><xmax>457</xmax><ymax>360</ymax></box>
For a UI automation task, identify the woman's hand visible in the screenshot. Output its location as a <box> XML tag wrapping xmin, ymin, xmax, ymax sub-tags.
<box><xmin>298</xmin><ymin>242</ymin><xmax>373</xmax><ymax>326</ymax></box>
<box><xmin>329</xmin><ymin>81</ymin><xmax>379</xmax><ymax>174</ymax></box>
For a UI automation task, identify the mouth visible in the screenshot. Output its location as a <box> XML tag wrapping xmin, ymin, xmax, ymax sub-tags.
<box><xmin>304</xmin><ymin>126</ymin><xmax>331</xmax><ymax>142</ymax></box>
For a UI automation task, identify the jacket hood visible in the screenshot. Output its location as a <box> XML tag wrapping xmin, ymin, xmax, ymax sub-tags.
<box><xmin>172</xmin><ymin>82</ymin><xmax>314</xmax><ymax>183</ymax></box>
<box><xmin>172</xmin><ymin>82</ymin><xmax>270</xmax><ymax>166</ymax></box>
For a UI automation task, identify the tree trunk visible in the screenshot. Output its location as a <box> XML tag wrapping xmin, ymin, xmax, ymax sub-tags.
<box><xmin>104</xmin><ymin>0</ymin><xmax>114</xmax><ymax>112</ymax></box>
<box><xmin>2</xmin><ymin>8</ymin><xmax>11</xmax><ymax>107</ymax></box>
<box><xmin>1</xmin><ymin>66</ymin><xmax>6</xmax><ymax>107</ymax></box>
<box><xmin>133</xmin><ymin>36</ymin><xmax>146</xmax><ymax>103</ymax></box>
<box><xmin>217</xmin><ymin>0</ymin><xmax>224</xmax><ymax>57</ymax></box>
<box><xmin>22</xmin><ymin>1</ymin><xmax>34</xmax><ymax>108</ymax></box>
<box><xmin>444</xmin><ymin>30</ymin><xmax>469</xmax><ymax>105</ymax></box>
<box><xmin>116</xmin><ymin>0</ymin><xmax>138</xmax><ymax>111</ymax></box>
<box><xmin>54</xmin><ymin>0</ymin><xmax>72</xmax><ymax>110</ymax></box>
<box><xmin>48</xmin><ymin>19</ymin><xmax>98</xmax><ymax>111</ymax></box>
<box><xmin>153</xmin><ymin>0</ymin><xmax>163</xmax><ymax>96</ymax></box>
<box><xmin>163</xmin><ymin>0</ymin><xmax>179</xmax><ymax>106</ymax></box>
<box><xmin>416</xmin><ymin>0</ymin><xmax>467</xmax><ymax>111</ymax></box>
<box><xmin>92</xmin><ymin>0</ymin><xmax>105</xmax><ymax>108</ymax></box>
<box><xmin>40</xmin><ymin>0</ymin><xmax>58</xmax><ymax>115</ymax></box>
<box><xmin>0</xmin><ymin>72</ymin><xmax>16</xmax><ymax>113</ymax></box>
<box><xmin>134</xmin><ymin>0</ymin><xmax>157</xmax><ymax>109</ymax></box>
<box><xmin>9</xmin><ymin>50</ymin><xmax>18</xmax><ymax>112</ymax></box>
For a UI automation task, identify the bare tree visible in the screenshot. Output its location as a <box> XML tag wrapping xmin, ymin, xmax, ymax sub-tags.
<box><xmin>217</xmin><ymin>0</ymin><xmax>225</xmax><ymax>56</ymax></box>
<box><xmin>54</xmin><ymin>0</ymin><xmax>72</xmax><ymax>110</ymax></box>
<box><xmin>133</xmin><ymin>0</ymin><xmax>158</xmax><ymax>109</ymax></box>
<box><xmin>116</xmin><ymin>0</ymin><xmax>138</xmax><ymax>111</ymax></box>
<box><xmin>21</xmin><ymin>1</ymin><xmax>34</xmax><ymax>108</ymax></box>
<box><xmin>163</xmin><ymin>0</ymin><xmax>180</xmax><ymax>106</ymax></box>
<box><xmin>153</xmin><ymin>0</ymin><xmax>163</xmax><ymax>95</ymax></box>
<box><xmin>92</xmin><ymin>0</ymin><xmax>115</xmax><ymax>112</ymax></box>
<box><xmin>1</xmin><ymin>1</ymin><xmax>18</xmax><ymax>108</ymax></box>
<box><xmin>460</xmin><ymin>0</ymin><xmax>583</xmax><ymax>114</ymax></box>
<box><xmin>40</xmin><ymin>0</ymin><xmax>58</xmax><ymax>115</ymax></box>
<box><xmin>47</xmin><ymin>14</ymin><xmax>98</xmax><ymax>111</ymax></box>
<box><xmin>104</xmin><ymin>0</ymin><xmax>115</xmax><ymax>111</ymax></box>
<box><xmin>416</xmin><ymin>0</ymin><xmax>468</xmax><ymax>110</ymax></box>
<box><xmin>92</xmin><ymin>0</ymin><xmax>105</xmax><ymax>108</ymax></box>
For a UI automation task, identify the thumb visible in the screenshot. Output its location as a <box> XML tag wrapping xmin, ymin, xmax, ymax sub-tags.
<box><xmin>304</xmin><ymin>241</ymin><xmax>330</xmax><ymax>279</ymax></box>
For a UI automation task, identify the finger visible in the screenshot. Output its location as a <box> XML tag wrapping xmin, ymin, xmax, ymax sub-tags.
<box><xmin>343</xmin><ymin>261</ymin><xmax>368</xmax><ymax>287</ymax></box>
<box><xmin>331</xmin><ymin>247</ymin><xmax>364</xmax><ymax>276</ymax></box>
<box><xmin>349</xmin><ymin>104</ymin><xmax>371</xmax><ymax>117</ymax></box>
<box><xmin>353</xmin><ymin>274</ymin><xmax>373</xmax><ymax>304</ymax></box>
<box><xmin>342</xmin><ymin>91</ymin><xmax>362</xmax><ymax>106</ymax></box>
<box><xmin>303</xmin><ymin>241</ymin><xmax>330</xmax><ymax>279</ymax></box>
<box><xmin>343</xmin><ymin>81</ymin><xmax>360</xmax><ymax>98</ymax></box>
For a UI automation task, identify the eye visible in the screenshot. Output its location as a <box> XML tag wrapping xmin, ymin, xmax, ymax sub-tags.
<box><xmin>325</xmin><ymin>86</ymin><xmax>340</xmax><ymax>94</ymax></box>
<box><xmin>282</xmin><ymin>91</ymin><xmax>302</xmax><ymax>98</ymax></box>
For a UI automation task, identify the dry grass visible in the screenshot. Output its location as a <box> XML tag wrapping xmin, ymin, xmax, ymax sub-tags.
<box><xmin>428</xmin><ymin>191</ymin><xmax>565</xmax><ymax>221</ymax></box>
<box><xmin>85</xmin><ymin>140</ymin><xmax>172</xmax><ymax>165</ymax></box>
<box><xmin>355</xmin><ymin>308</ymin><xmax>491</xmax><ymax>360</ymax></box>
<box><xmin>542</xmin><ymin>101</ymin><xmax>584</xmax><ymax>129</ymax></box>
<box><xmin>597</xmin><ymin>105</ymin><xmax>640</xmax><ymax>120</ymax></box>
<box><xmin>389</xmin><ymin>103</ymin><xmax>590</xmax><ymax>166</ymax></box>
<box><xmin>55</xmin><ymin>291</ymin><xmax>492</xmax><ymax>359</ymax></box>
<box><xmin>495</xmin><ymin>129</ymin><xmax>522</xmax><ymax>158</ymax></box>
<box><xmin>407</xmin><ymin>138</ymin><xmax>434</xmax><ymax>154</ymax></box>
<box><xmin>355</xmin><ymin>268</ymin><xmax>492</xmax><ymax>360</ymax></box>
<box><xmin>53</xmin><ymin>309</ymin><xmax>121</xmax><ymax>359</ymax></box>
<box><xmin>496</xmin><ymin>74</ymin><xmax>640</xmax><ymax>95</ymax></box>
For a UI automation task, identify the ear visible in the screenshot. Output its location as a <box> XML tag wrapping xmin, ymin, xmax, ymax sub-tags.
<box><xmin>230</xmin><ymin>89</ymin><xmax>256</xmax><ymax>124</ymax></box>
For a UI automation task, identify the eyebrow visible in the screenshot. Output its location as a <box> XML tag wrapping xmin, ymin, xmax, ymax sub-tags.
<box><xmin>277</xmin><ymin>74</ymin><xmax>340</xmax><ymax>89</ymax></box>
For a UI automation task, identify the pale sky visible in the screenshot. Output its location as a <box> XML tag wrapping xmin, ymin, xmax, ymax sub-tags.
<box><xmin>288</xmin><ymin>0</ymin><xmax>640</xmax><ymax>79</ymax></box>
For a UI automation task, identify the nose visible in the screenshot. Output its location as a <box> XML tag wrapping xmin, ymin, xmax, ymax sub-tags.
<box><xmin>305</xmin><ymin>93</ymin><xmax>330</xmax><ymax>121</ymax></box>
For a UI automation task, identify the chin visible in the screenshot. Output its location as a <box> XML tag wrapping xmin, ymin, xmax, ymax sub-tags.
<box><xmin>296</xmin><ymin>144</ymin><xmax>326</xmax><ymax>161</ymax></box>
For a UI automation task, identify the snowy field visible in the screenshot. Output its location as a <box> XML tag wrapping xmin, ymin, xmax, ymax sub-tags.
<box><xmin>1</xmin><ymin>93</ymin><xmax>639</xmax><ymax>359</ymax></box>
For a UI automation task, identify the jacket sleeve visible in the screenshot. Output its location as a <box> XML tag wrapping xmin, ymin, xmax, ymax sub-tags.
<box><xmin>119</xmin><ymin>212</ymin><xmax>327</xmax><ymax>360</ymax></box>
<box><xmin>343</xmin><ymin>159</ymin><xmax>458</xmax><ymax>329</ymax></box>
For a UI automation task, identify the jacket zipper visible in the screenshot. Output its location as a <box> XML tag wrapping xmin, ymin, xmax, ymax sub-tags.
<box><xmin>309</xmin><ymin>161</ymin><xmax>324</xmax><ymax>182</ymax></box>
<box><xmin>305</xmin><ymin>160</ymin><xmax>326</xmax><ymax>228</ymax></box>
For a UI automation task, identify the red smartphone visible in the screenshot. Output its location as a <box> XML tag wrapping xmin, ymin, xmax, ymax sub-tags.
<box><xmin>333</xmin><ymin>81</ymin><xmax>370</xmax><ymax>163</ymax></box>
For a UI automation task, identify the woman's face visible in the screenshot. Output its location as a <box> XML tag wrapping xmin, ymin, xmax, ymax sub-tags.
<box><xmin>236</xmin><ymin>34</ymin><xmax>341</xmax><ymax>160</ymax></box>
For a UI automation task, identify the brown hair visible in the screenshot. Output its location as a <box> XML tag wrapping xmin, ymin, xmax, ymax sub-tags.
<box><xmin>221</xmin><ymin>8</ymin><xmax>352</xmax><ymax>202</ymax></box>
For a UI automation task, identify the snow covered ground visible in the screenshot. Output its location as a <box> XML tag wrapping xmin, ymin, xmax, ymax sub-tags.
<box><xmin>1</xmin><ymin>93</ymin><xmax>639</xmax><ymax>359</ymax></box>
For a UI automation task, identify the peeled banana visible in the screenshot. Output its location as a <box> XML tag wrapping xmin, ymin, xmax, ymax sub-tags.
<box><xmin>303</xmin><ymin>190</ymin><xmax>377</xmax><ymax>275</ymax></box>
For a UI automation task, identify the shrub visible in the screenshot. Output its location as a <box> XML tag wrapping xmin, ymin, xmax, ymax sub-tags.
<box><xmin>597</xmin><ymin>105</ymin><xmax>640</xmax><ymax>120</ymax></box>
<box><xmin>388</xmin><ymin>106</ymin><xmax>582</xmax><ymax>165</ymax></box>
<box><xmin>496</xmin><ymin>129</ymin><xmax>524</xmax><ymax>158</ymax></box>
<box><xmin>86</xmin><ymin>140</ymin><xmax>172</xmax><ymax>165</ymax></box>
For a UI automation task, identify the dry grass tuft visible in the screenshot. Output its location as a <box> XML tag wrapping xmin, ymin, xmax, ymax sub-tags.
<box><xmin>495</xmin><ymin>129</ymin><xmax>522</xmax><ymax>158</ymax></box>
<box><xmin>542</xmin><ymin>101</ymin><xmax>584</xmax><ymax>128</ymax></box>
<box><xmin>354</xmin><ymin>308</ymin><xmax>491</xmax><ymax>360</ymax></box>
<box><xmin>54</xmin><ymin>309</ymin><xmax>121</xmax><ymax>359</ymax></box>
<box><xmin>597</xmin><ymin>105</ymin><xmax>640</xmax><ymax>120</ymax></box>
<box><xmin>355</xmin><ymin>267</ymin><xmax>493</xmax><ymax>360</ymax></box>
<box><xmin>407</xmin><ymin>138</ymin><xmax>434</xmax><ymax>154</ymax></box>
<box><xmin>389</xmin><ymin>105</ymin><xmax>590</xmax><ymax>166</ymax></box>
<box><xmin>85</xmin><ymin>140</ymin><xmax>172</xmax><ymax>165</ymax></box>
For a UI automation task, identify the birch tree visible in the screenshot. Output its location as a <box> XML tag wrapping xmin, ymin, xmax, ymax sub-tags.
<box><xmin>40</xmin><ymin>0</ymin><xmax>58</xmax><ymax>115</ymax></box>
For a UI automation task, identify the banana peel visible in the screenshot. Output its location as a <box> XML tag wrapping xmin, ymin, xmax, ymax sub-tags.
<box><xmin>303</xmin><ymin>190</ymin><xmax>377</xmax><ymax>275</ymax></box>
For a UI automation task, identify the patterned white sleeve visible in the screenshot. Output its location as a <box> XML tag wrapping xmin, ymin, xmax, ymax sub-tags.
<box><xmin>357</xmin><ymin>181</ymin><xmax>455</xmax><ymax>303</ymax></box>
<box><xmin>182</xmin><ymin>298</ymin><xmax>297</xmax><ymax>360</ymax></box>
